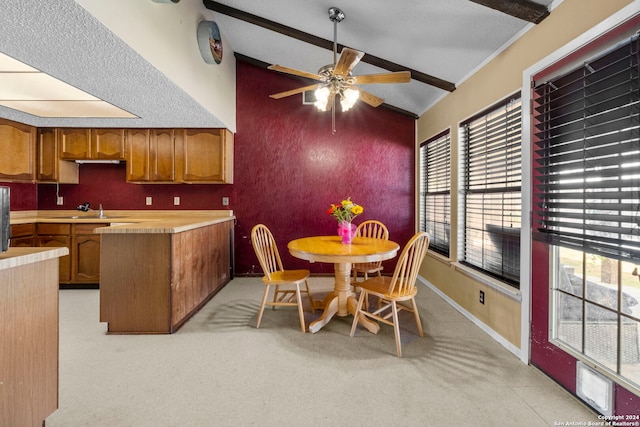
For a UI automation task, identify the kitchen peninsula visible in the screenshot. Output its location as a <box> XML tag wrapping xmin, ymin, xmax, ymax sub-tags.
<box><xmin>9</xmin><ymin>210</ymin><xmax>235</xmax><ymax>334</ymax></box>
<box><xmin>95</xmin><ymin>211</ymin><xmax>234</xmax><ymax>334</ymax></box>
<box><xmin>1</xmin><ymin>246</ymin><xmax>68</xmax><ymax>427</ymax></box>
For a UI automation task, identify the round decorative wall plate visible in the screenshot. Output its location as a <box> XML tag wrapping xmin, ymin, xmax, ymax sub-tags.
<box><xmin>197</xmin><ymin>21</ymin><xmax>223</xmax><ymax>64</ymax></box>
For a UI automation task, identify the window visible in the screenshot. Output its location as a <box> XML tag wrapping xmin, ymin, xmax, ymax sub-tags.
<box><xmin>460</xmin><ymin>97</ymin><xmax>522</xmax><ymax>288</ymax></box>
<box><xmin>533</xmin><ymin>36</ymin><xmax>640</xmax><ymax>390</ymax></box>
<box><xmin>419</xmin><ymin>131</ymin><xmax>451</xmax><ymax>256</ymax></box>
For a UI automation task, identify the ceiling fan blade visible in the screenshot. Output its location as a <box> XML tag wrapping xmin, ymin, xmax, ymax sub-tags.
<box><xmin>269</xmin><ymin>84</ymin><xmax>321</xmax><ymax>99</ymax></box>
<box><xmin>357</xmin><ymin>89</ymin><xmax>384</xmax><ymax>108</ymax></box>
<box><xmin>267</xmin><ymin>64</ymin><xmax>324</xmax><ymax>81</ymax></box>
<box><xmin>333</xmin><ymin>48</ymin><xmax>364</xmax><ymax>77</ymax></box>
<box><xmin>352</xmin><ymin>71</ymin><xmax>411</xmax><ymax>85</ymax></box>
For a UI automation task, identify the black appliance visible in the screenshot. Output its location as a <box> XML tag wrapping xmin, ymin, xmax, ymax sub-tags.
<box><xmin>0</xmin><ymin>186</ymin><xmax>9</xmax><ymax>252</ymax></box>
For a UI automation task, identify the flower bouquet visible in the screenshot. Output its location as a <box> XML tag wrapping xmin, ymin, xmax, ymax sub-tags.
<box><xmin>327</xmin><ymin>197</ymin><xmax>364</xmax><ymax>244</ymax></box>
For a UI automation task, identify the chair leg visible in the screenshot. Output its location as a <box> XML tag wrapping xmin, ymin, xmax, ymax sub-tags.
<box><xmin>350</xmin><ymin>290</ymin><xmax>367</xmax><ymax>337</ymax></box>
<box><xmin>304</xmin><ymin>280</ymin><xmax>315</xmax><ymax>314</ymax></box>
<box><xmin>272</xmin><ymin>284</ymin><xmax>280</xmax><ymax>310</ymax></box>
<box><xmin>295</xmin><ymin>285</ymin><xmax>306</xmax><ymax>333</ymax></box>
<box><xmin>410</xmin><ymin>297</ymin><xmax>424</xmax><ymax>337</ymax></box>
<box><xmin>391</xmin><ymin>301</ymin><xmax>402</xmax><ymax>357</ymax></box>
<box><xmin>256</xmin><ymin>285</ymin><xmax>270</xmax><ymax>329</ymax></box>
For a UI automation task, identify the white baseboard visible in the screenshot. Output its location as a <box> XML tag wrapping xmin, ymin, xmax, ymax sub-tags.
<box><xmin>417</xmin><ymin>275</ymin><xmax>525</xmax><ymax>362</ymax></box>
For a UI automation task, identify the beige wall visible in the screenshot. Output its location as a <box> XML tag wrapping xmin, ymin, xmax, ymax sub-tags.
<box><xmin>76</xmin><ymin>0</ymin><xmax>237</xmax><ymax>132</ymax></box>
<box><xmin>417</xmin><ymin>0</ymin><xmax>635</xmax><ymax>349</ymax></box>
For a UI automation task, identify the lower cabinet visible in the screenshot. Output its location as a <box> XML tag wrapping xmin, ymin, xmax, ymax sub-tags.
<box><xmin>71</xmin><ymin>224</ymin><xmax>101</xmax><ymax>283</ymax></box>
<box><xmin>13</xmin><ymin>222</ymin><xmax>101</xmax><ymax>285</ymax></box>
<box><xmin>9</xmin><ymin>223</ymin><xmax>35</xmax><ymax>248</ymax></box>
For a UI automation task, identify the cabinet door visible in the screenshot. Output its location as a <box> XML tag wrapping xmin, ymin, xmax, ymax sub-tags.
<box><xmin>0</xmin><ymin>119</ymin><xmax>36</xmax><ymax>182</ymax></box>
<box><xmin>72</xmin><ymin>234</ymin><xmax>101</xmax><ymax>283</ymax></box>
<box><xmin>181</xmin><ymin>129</ymin><xmax>233</xmax><ymax>183</ymax></box>
<box><xmin>92</xmin><ymin>129</ymin><xmax>125</xmax><ymax>160</ymax></box>
<box><xmin>150</xmin><ymin>129</ymin><xmax>176</xmax><ymax>182</ymax></box>
<box><xmin>37</xmin><ymin>235</ymin><xmax>72</xmax><ymax>282</ymax></box>
<box><xmin>126</xmin><ymin>129</ymin><xmax>150</xmax><ymax>182</ymax></box>
<box><xmin>37</xmin><ymin>128</ymin><xmax>79</xmax><ymax>183</ymax></box>
<box><xmin>37</xmin><ymin>128</ymin><xmax>57</xmax><ymax>181</ymax></box>
<box><xmin>58</xmin><ymin>128</ymin><xmax>91</xmax><ymax>160</ymax></box>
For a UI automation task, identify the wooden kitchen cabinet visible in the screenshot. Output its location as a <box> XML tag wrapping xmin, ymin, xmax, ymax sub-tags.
<box><xmin>0</xmin><ymin>118</ymin><xmax>36</xmax><ymax>182</ymax></box>
<box><xmin>9</xmin><ymin>223</ymin><xmax>35</xmax><ymax>247</ymax></box>
<box><xmin>126</xmin><ymin>129</ymin><xmax>150</xmax><ymax>182</ymax></box>
<box><xmin>36</xmin><ymin>223</ymin><xmax>72</xmax><ymax>283</ymax></box>
<box><xmin>151</xmin><ymin>129</ymin><xmax>176</xmax><ymax>182</ymax></box>
<box><xmin>37</xmin><ymin>128</ymin><xmax>79</xmax><ymax>183</ymax></box>
<box><xmin>71</xmin><ymin>223</ymin><xmax>101</xmax><ymax>283</ymax></box>
<box><xmin>126</xmin><ymin>128</ymin><xmax>233</xmax><ymax>184</ymax></box>
<box><xmin>126</xmin><ymin>129</ymin><xmax>176</xmax><ymax>182</ymax></box>
<box><xmin>59</xmin><ymin>128</ymin><xmax>125</xmax><ymax>160</ymax></box>
<box><xmin>179</xmin><ymin>128</ymin><xmax>233</xmax><ymax>183</ymax></box>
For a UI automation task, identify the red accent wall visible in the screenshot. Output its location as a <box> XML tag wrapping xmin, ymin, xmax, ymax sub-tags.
<box><xmin>28</xmin><ymin>60</ymin><xmax>415</xmax><ymax>275</ymax></box>
<box><xmin>3</xmin><ymin>183</ymin><xmax>37</xmax><ymax>210</ymax></box>
<box><xmin>231</xmin><ymin>61</ymin><xmax>415</xmax><ymax>274</ymax></box>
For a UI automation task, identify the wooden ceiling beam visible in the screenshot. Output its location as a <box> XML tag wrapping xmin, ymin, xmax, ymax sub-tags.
<box><xmin>469</xmin><ymin>0</ymin><xmax>550</xmax><ymax>24</ymax></box>
<box><xmin>202</xmin><ymin>0</ymin><xmax>456</xmax><ymax>92</ymax></box>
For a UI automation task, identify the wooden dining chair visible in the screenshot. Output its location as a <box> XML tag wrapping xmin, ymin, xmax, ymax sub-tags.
<box><xmin>352</xmin><ymin>220</ymin><xmax>389</xmax><ymax>285</ymax></box>
<box><xmin>350</xmin><ymin>231</ymin><xmax>430</xmax><ymax>357</ymax></box>
<box><xmin>250</xmin><ymin>224</ymin><xmax>315</xmax><ymax>333</ymax></box>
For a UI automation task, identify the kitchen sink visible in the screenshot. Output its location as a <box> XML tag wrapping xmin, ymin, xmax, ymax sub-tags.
<box><xmin>45</xmin><ymin>215</ymin><xmax>127</xmax><ymax>220</ymax></box>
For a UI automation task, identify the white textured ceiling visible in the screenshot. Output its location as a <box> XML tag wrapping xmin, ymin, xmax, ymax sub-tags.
<box><xmin>207</xmin><ymin>0</ymin><xmax>556</xmax><ymax>117</ymax></box>
<box><xmin>0</xmin><ymin>0</ymin><xmax>556</xmax><ymax>127</ymax></box>
<box><xmin>0</xmin><ymin>0</ymin><xmax>226</xmax><ymax>128</ymax></box>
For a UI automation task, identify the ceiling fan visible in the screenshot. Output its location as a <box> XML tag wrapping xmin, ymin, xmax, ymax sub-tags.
<box><xmin>267</xmin><ymin>7</ymin><xmax>411</xmax><ymax>130</ymax></box>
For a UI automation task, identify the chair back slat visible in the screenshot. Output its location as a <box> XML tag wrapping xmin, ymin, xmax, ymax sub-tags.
<box><xmin>387</xmin><ymin>232</ymin><xmax>430</xmax><ymax>296</ymax></box>
<box><xmin>354</xmin><ymin>220</ymin><xmax>389</xmax><ymax>271</ymax></box>
<box><xmin>251</xmin><ymin>224</ymin><xmax>284</xmax><ymax>280</ymax></box>
<box><xmin>355</xmin><ymin>220</ymin><xmax>389</xmax><ymax>240</ymax></box>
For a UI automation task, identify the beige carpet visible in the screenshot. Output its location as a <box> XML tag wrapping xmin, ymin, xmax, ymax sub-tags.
<box><xmin>45</xmin><ymin>277</ymin><xmax>599</xmax><ymax>426</ymax></box>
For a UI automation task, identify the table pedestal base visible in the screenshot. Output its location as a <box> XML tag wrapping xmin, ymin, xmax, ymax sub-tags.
<box><xmin>308</xmin><ymin>262</ymin><xmax>380</xmax><ymax>334</ymax></box>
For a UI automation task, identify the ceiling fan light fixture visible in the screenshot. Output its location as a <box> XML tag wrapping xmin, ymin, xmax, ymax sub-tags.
<box><xmin>314</xmin><ymin>86</ymin><xmax>331</xmax><ymax>111</ymax></box>
<box><xmin>340</xmin><ymin>87</ymin><xmax>359</xmax><ymax>112</ymax></box>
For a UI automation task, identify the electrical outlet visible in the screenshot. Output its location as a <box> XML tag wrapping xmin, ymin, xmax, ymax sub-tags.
<box><xmin>222</xmin><ymin>197</ymin><xmax>229</xmax><ymax>206</ymax></box>
<box><xmin>479</xmin><ymin>290</ymin><xmax>485</xmax><ymax>305</ymax></box>
<box><xmin>56</xmin><ymin>196</ymin><xmax>64</xmax><ymax>206</ymax></box>
<box><xmin>146</xmin><ymin>196</ymin><xmax>152</xmax><ymax>206</ymax></box>
<box><xmin>174</xmin><ymin>196</ymin><xmax>180</xmax><ymax>206</ymax></box>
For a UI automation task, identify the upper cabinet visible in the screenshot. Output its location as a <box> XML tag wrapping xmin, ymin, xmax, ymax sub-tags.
<box><xmin>37</xmin><ymin>128</ymin><xmax>79</xmax><ymax>184</ymax></box>
<box><xmin>180</xmin><ymin>128</ymin><xmax>233</xmax><ymax>184</ymax></box>
<box><xmin>59</xmin><ymin>128</ymin><xmax>126</xmax><ymax>161</ymax></box>
<box><xmin>127</xmin><ymin>128</ymin><xmax>233</xmax><ymax>184</ymax></box>
<box><xmin>0</xmin><ymin>118</ymin><xmax>36</xmax><ymax>182</ymax></box>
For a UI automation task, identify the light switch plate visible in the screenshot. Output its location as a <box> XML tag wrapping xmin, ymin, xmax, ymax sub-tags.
<box><xmin>146</xmin><ymin>197</ymin><xmax>152</xmax><ymax>206</ymax></box>
<box><xmin>174</xmin><ymin>196</ymin><xmax>180</xmax><ymax>206</ymax></box>
<box><xmin>222</xmin><ymin>197</ymin><xmax>229</xmax><ymax>206</ymax></box>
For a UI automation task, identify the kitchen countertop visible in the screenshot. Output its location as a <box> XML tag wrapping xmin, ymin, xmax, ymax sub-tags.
<box><xmin>9</xmin><ymin>210</ymin><xmax>235</xmax><ymax>234</ymax></box>
<box><xmin>0</xmin><ymin>247</ymin><xmax>69</xmax><ymax>270</ymax></box>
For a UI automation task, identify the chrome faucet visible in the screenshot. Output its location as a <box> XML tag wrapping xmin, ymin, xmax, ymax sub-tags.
<box><xmin>76</xmin><ymin>202</ymin><xmax>105</xmax><ymax>218</ymax></box>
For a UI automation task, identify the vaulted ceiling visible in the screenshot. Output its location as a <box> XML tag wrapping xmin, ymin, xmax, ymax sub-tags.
<box><xmin>204</xmin><ymin>0</ymin><xmax>554</xmax><ymax>118</ymax></box>
<box><xmin>0</xmin><ymin>0</ymin><xmax>555</xmax><ymax>128</ymax></box>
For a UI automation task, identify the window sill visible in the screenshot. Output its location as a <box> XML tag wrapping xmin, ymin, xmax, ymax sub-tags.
<box><xmin>451</xmin><ymin>262</ymin><xmax>522</xmax><ymax>302</ymax></box>
<box><xmin>426</xmin><ymin>250</ymin><xmax>451</xmax><ymax>266</ymax></box>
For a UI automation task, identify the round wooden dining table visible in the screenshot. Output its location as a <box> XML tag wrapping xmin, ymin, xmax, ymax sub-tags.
<box><xmin>287</xmin><ymin>235</ymin><xmax>399</xmax><ymax>333</ymax></box>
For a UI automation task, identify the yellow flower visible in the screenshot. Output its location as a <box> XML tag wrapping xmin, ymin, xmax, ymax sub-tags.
<box><xmin>351</xmin><ymin>205</ymin><xmax>363</xmax><ymax>215</ymax></box>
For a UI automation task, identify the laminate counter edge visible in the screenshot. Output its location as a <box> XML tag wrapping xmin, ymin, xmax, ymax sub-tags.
<box><xmin>0</xmin><ymin>247</ymin><xmax>69</xmax><ymax>270</ymax></box>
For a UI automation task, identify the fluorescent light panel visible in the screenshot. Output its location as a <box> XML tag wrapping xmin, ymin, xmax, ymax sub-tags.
<box><xmin>0</xmin><ymin>52</ymin><xmax>136</xmax><ymax>118</ymax></box>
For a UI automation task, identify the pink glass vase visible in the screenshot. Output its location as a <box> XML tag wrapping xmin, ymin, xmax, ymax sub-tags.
<box><xmin>338</xmin><ymin>221</ymin><xmax>355</xmax><ymax>245</ymax></box>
